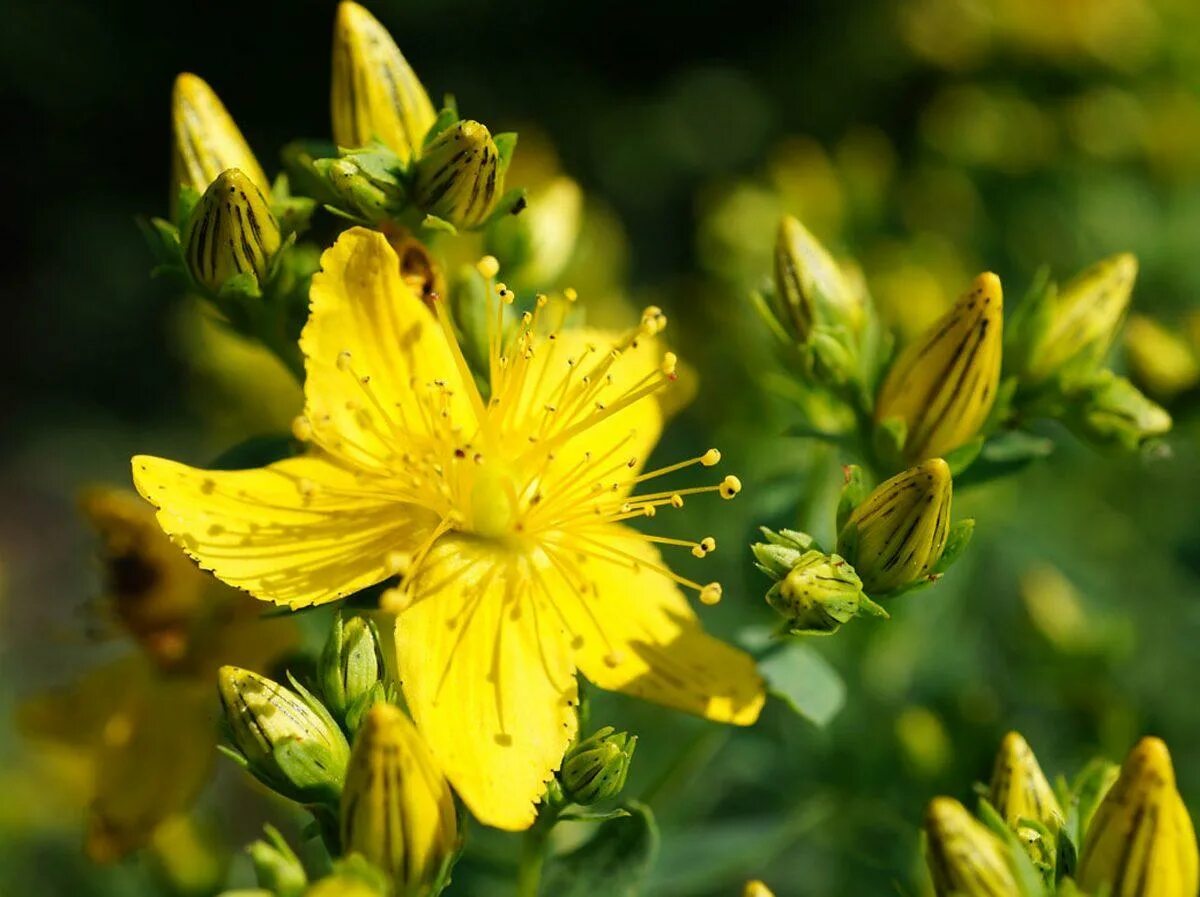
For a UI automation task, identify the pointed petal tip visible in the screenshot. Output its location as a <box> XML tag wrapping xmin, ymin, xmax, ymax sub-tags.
<box><xmin>1129</xmin><ymin>735</ymin><xmax>1175</xmax><ymax>782</ymax></box>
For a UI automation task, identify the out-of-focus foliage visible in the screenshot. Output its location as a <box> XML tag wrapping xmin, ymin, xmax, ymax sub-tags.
<box><xmin>5</xmin><ymin>0</ymin><xmax>1200</xmax><ymax>895</ymax></box>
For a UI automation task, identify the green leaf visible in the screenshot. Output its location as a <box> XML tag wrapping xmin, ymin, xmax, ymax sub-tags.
<box><xmin>758</xmin><ymin>642</ymin><xmax>846</xmax><ymax>727</ymax></box>
<box><xmin>958</xmin><ymin>429</ymin><xmax>1055</xmax><ymax>486</ymax></box>
<box><xmin>943</xmin><ymin>434</ymin><xmax>985</xmax><ymax>476</ymax></box>
<box><xmin>539</xmin><ymin>802</ymin><xmax>659</xmax><ymax>897</ymax></box>
<box><xmin>931</xmin><ymin>518</ymin><xmax>975</xmax><ymax>576</ymax></box>
<box><xmin>557</xmin><ymin>808</ymin><xmax>632</xmax><ymax>823</ymax></box>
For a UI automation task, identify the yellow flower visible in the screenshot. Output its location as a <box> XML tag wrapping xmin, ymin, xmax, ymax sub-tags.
<box><xmin>341</xmin><ymin>703</ymin><xmax>458</xmax><ymax>897</ymax></box>
<box><xmin>924</xmin><ymin>796</ymin><xmax>1019</xmax><ymax>897</ymax></box>
<box><xmin>171</xmin><ymin>73</ymin><xmax>268</xmax><ymax>205</ymax></box>
<box><xmin>875</xmin><ymin>273</ymin><xmax>1003</xmax><ymax>464</ymax></box>
<box><xmin>331</xmin><ymin>0</ymin><xmax>437</xmax><ymax>162</ymax></box>
<box><xmin>132</xmin><ymin>228</ymin><xmax>765</xmax><ymax>830</ymax></box>
<box><xmin>19</xmin><ymin>488</ymin><xmax>296</xmax><ymax>860</ymax></box>
<box><xmin>1077</xmin><ymin>736</ymin><xmax>1199</xmax><ymax>897</ymax></box>
<box><xmin>988</xmin><ymin>731</ymin><xmax>1063</xmax><ymax>831</ymax></box>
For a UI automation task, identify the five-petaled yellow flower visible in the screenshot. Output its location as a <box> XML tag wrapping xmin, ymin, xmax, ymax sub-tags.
<box><xmin>132</xmin><ymin>227</ymin><xmax>765</xmax><ymax>830</ymax></box>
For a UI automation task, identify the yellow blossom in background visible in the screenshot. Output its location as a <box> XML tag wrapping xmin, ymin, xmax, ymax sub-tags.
<box><xmin>1125</xmin><ymin>313</ymin><xmax>1200</xmax><ymax>401</ymax></box>
<box><xmin>18</xmin><ymin>488</ymin><xmax>296</xmax><ymax>860</ymax></box>
<box><xmin>876</xmin><ymin>273</ymin><xmax>1003</xmax><ymax>464</ymax></box>
<box><xmin>132</xmin><ymin>228</ymin><xmax>765</xmax><ymax>830</ymax></box>
<box><xmin>742</xmin><ymin>881</ymin><xmax>775</xmax><ymax>897</ymax></box>
<box><xmin>171</xmin><ymin>73</ymin><xmax>268</xmax><ymax>206</ymax></box>
<box><xmin>1077</xmin><ymin>736</ymin><xmax>1199</xmax><ymax>897</ymax></box>
<box><xmin>331</xmin><ymin>0</ymin><xmax>436</xmax><ymax>162</ymax></box>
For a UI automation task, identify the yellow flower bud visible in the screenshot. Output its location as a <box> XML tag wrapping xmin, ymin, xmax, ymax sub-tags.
<box><xmin>924</xmin><ymin>797</ymin><xmax>1019</xmax><ymax>897</ymax></box>
<box><xmin>1077</xmin><ymin>737</ymin><xmax>1199</xmax><ymax>897</ymax></box>
<box><xmin>876</xmin><ymin>273</ymin><xmax>1003</xmax><ymax>464</ymax></box>
<box><xmin>988</xmin><ymin>731</ymin><xmax>1063</xmax><ymax>833</ymax></box>
<box><xmin>1020</xmin><ymin>253</ymin><xmax>1137</xmax><ymax>388</ymax></box>
<box><xmin>773</xmin><ymin>214</ymin><xmax>864</xmax><ymax>345</ymax></box>
<box><xmin>331</xmin><ymin>1</ymin><xmax>436</xmax><ymax>162</ymax></box>
<box><xmin>184</xmin><ymin>169</ymin><xmax>281</xmax><ymax>294</ymax></box>
<box><xmin>742</xmin><ymin>882</ymin><xmax>775</xmax><ymax>897</ymax></box>
<box><xmin>412</xmin><ymin>121</ymin><xmax>506</xmax><ymax>230</ymax></box>
<box><xmin>839</xmin><ymin>459</ymin><xmax>952</xmax><ymax>596</ymax></box>
<box><xmin>340</xmin><ymin>704</ymin><xmax>458</xmax><ymax>897</ymax></box>
<box><xmin>171</xmin><ymin>73</ymin><xmax>268</xmax><ymax>206</ymax></box>
<box><xmin>1125</xmin><ymin>314</ymin><xmax>1200</xmax><ymax>401</ymax></box>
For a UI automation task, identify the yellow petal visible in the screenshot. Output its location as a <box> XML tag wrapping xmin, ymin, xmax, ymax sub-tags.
<box><xmin>301</xmin><ymin>228</ymin><xmax>478</xmax><ymax>473</ymax></box>
<box><xmin>547</xmin><ymin>524</ymin><xmax>764</xmax><ymax>725</ymax></box>
<box><xmin>133</xmin><ymin>453</ymin><xmax>437</xmax><ymax>608</ymax></box>
<box><xmin>395</xmin><ymin>536</ymin><xmax>578</xmax><ymax>831</ymax></box>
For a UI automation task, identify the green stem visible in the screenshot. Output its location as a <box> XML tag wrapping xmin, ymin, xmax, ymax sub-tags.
<box><xmin>514</xmin><ymin>802</ymin><xmax>560</xmax><ymax>897</ymax></box>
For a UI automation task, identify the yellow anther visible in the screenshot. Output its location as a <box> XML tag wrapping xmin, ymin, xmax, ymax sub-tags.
<box><xmin>291</xmin><ymin>416</ymin><xmax>313</xmax><ymax>442</ymax></box>
<box><xmin>297</xmin><ymin>478</ymin><xmax>317</xmax><ymax>498</ymax></box>
<box><xmin>643</xmin><ymin>505</ymin><xmax>657</xmax><ymax>517</ymax></box>
<box><xmin>691</xmin><ymin>546</ymin><xmax>707</xmax><ymax>558</ymax></box>
<box><xmin>385</xmin><ymin>551</ymin><xmax>412</xmax><ymax>576</ymax></box>
<box><xmin>380</xmin><ymin>587</ymin><xmax>413</xmax><ymax>614</ymax></box>
<box><xmin>719</xmin><ymin>475</ymin><xmax>742</xmax><ymax>499</ymax></box>
<box><xmin>336</xmin><ymin>350</ymin><xmax>353</xmax><ymax>371</ymax></box>
<box><xmin>522</xmin><ymin>311</ymin><xmax>533</xmax><ymax>326</ymax></box>
<box><xmin>495</xmin><ymin>282</ymin><xmax>508</xmax><ymax>294</ymax></box>
<box><xmin>668</xmin><ymin>494</ymin><xmax>684</xmax><ymax>509</ymax></box>
<box><xmin>700</xmin><ymin>448</ymin><xmax>721</xmax><ymax>467</ymax></box>
<box><xmin>700</xmin><ymin>536</ymin><xmax>717</xmax><ymax>553</ymax></box>
<box><xmin>564</xmin><ymin>287</ymin><xmax>578</xmax><ymax>303</ymax></box>
<box><xmin>699</xmin><ymin>582</ymin><xmax>723</xmax><ymax>605</ymax></box>
<box><xmin>536</xmin><ymin>293</ymin><xmax>548</xmax><ymax>307</ymax></box>
<box><xmin>476</xmin><ymin>255</ymin><xmax>499</xmax><ymax>279</ymax></box>
<box><xmin>661</xmin><ymin>352</ymin><xmax>678</xmax><ymax>377</ymax></box>
<box><xmin>603</xmin><ymin>651</ymin><xmax>624</xmax><ymax>668</ymax></box>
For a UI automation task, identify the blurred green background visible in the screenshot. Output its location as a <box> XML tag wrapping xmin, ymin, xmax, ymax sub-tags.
<box><xmin>5</xmin><ymin>0</ymin><xmax>1200</xmax><ymax>894</ymax></box>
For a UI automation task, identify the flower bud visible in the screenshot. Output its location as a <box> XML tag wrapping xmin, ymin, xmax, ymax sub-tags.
<box><xmin>340</xmin><ymin>704</ymin><xmax>458</xmax><ymax>897</ymax></box>
<box><xmin>924</xmin><ymin>797</ymin><xmax>1019</xmax><ymax>897</ymax></box>
<box><xmin>330</xmin><ymin>1</ymin><xmax>436</xmax><ymax>162</ymax></box>
<box><xmin>171</xmin><ymin>73</ymin><xmax>268</xmax><ymax>207</ymax></box>
<box><xmin>320</xmin><ymin>613</ymin><xmax>385</xmax><ymax>729</ymax></box>
<box><xmin>988</xmin><ymin>731</ymin><xmax>1063</xmax><ymax>831</ymax></box>
<box><xmin>412</xmin><ymin>121</ymin><xmax>506</xmax><ymax>230</ymax></box>
<box><xmin>1065</xmin><ymin>370</ymin><xmax>1171</xmax><ymax>451</ymax></box>
<box><xmin>247</xmin><ymin>826</ymin><xmax>307</xmax><ymax>897</ymax></box>
<box><xmin>1077</xmin><ymin>737</ymin><xmax>1198</xmax><ymax>897</ymax></box>
<box><xmin>837</xmin><ymin>459</ymin><xmax>952</xmax><ymax>596</ymax></box>
<box><xmin>218</xmin><ymin>666</ymin><xmax>350</xmax><ymax>804</ymax></box>
<box><xmin>559</xmin><ymin>726</ymin><xmax>637</xmax><ymax>806</ymax></box>
<box><xmin>184</xmin><ymin>169</ymin><xmax>281</xmax><ymax>295</ymax></box>
<box><xmin>743</xmin><ymin>882</ymin><xmax>775</xmax><ymax>897</ymax></box>
<box><xmin>1017</xmin><ymin>254</ymin><xmax>1137</xmax><ymax>389</ymax></box>
<box><xmin>1125</xmin><ymin>314</ymin><xmax>1200</xmax><ymax>401</ymax></box>
<box><xmin>773</xmin><ymin>215</ymin><xmax>864</xmax><ymax>346</ymax></box>
<box><xmin>875</xmin><ymin>273</ymin><xmax>1003</xmax><ymax>464</ymax></box>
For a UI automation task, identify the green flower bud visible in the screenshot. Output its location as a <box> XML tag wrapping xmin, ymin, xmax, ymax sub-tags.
<box><xmin>218</xmin><ymin>665</ymin><xmax>350</xmax><ymax>804</ymax></box>
<box><xmin>924</xmin><ymin>797</ymin><xmax>1020</xmax><ymax>897</ymax></box>
<box><xmin>320</xmin><ymin>613</ymin><xmax>386</xmax><ymax>729</ymax></box>
<box><xmin>340</xmin><ymin>704</ymin><xmax>458</xmax><ymax>897</ymax></box>
<box><xmin>313</xmin><ymin>152</ymin><xmax>405</xmax><ymax>224</ymax></box>
<box><xmin>1078</xmin><ymin>737</ymin><xmax>1198</xmax><ymax>897</ymax></box>
<box><xmin>171</xmin><ymin>73</ymin><xmax>268</xmax><ymax>211</ymax></box>
<box><xmin>413</xmin><ymin>121</ymin><xmax>506</xmax><ymax>230</ymax></box>
<box><xmin>988</xmin><ymin>732</ymin><xmax>1063</xmax><ymax>833</ymax></box>
<box><xmin>1065</xmin><ymin>370</ymin><xmax>1171</xmax><ymax>451</ymax></box>
<box><xmin>1015</xmin><ymin>254</ymin><xmax>1137</xmax><ymax>389</ymax></box>
<box><xmin>331</xmin><ymin>1</ymin><xmax>436</xmax><ymax>163</ymax></box>
<box><xmin>247</xmin><ymin>826</ymin><xmax>307</xmax><ymax>897</ymax></box>
<box><xmin>184</xmin><ymin>169</ymin><xmax>281</xmax><ymax>295</ymax></box>
<box><xmin>837</xmin><ymin>459</ymin><xmax>952</xmax><ymax>596</ymax></box>
<box><xmin>773</xmin><ymin>215</ymin><xmax>864</xmax><ymax>344</ymax></box>
<box><xmin>559</xmin><ymin>726</ymin><xmax>637</xmax><ymax>806</ymax></box>
<box><xmin>876</xmin><ymin>274</ymin><xmax>1003</xmax><ymax>464</ymax></box>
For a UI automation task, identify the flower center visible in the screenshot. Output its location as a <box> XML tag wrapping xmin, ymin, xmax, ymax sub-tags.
<box><xmin>469</xmin><ymin>459</ymin><xmax>523</xmax><ymax>539</ymax></box>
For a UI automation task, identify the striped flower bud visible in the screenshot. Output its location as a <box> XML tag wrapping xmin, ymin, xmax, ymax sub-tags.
<box><xmin>1017</xmin><ymin>254</ymin><xmax>1137</xmax><ymax>388</ymax></box>
<box><xmin>773</xmin><ymin>214</ymin><xmax>864</xmax><ymax>347</ymax></box>
<box><xmin>184</xmin><ymin>169</ymin><xmax>281</xmax><ymax>295</ymax></box>
<box><xmin>924</xmin><ymin>797</ymin><xmax>1020</xmax><ymax>897</ymax></box>
<box><xmin>559</xmin><ymin>726</ymin><xmax>637</xmax><ymax>806</ymax></box>
<box><xmin>171</xmin><ymin>73</ymin><xmax>268</xmax><ymax>207</ymax></box>
<box><xmin>331</xmin><ymin>1</ymin><xmax>436</xmax><ymax>163</ymax></box>
<box><xmin>319</xmin><ymin>613</ymin><xmax>386</xmax><ymax>732</ymax></box>
<box><xmin>218</xmin><ymin>666</ymin><xmax>350</xmax><ymax>804</ymax></box>
<box><xmin>1077</xmin><ymin>737</ymin><xmax>1199</xmax><ymax>897</ymax></box>
<box><xmin>837</xmin><ymin>459</ymin><xmax>952</xmax><ymax>596</ymax></box>
<box><xmin>989</xmin><ymin>731</ymin><xmax>1063</xmax><ymax>831</ymax></box>
<box><xmin>340</xmin><ymin>704</ymin><xmax>458</xmax><ymax>897</ymax></box>
<box><xmin>412</xmin><ymin>121</ymin><xmax>505</xmax><ymax>230</ymax></box>
<box><xmin>875</xmin><ymin>273</ymin><xmax>1003</xmax><ymax>464</ymax></box>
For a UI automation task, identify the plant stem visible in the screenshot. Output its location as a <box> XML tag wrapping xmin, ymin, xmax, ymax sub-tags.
<box><xmin>514</xmin><ymin>804</ymin><xmax>560</xmax><ymax>897</ymax></box>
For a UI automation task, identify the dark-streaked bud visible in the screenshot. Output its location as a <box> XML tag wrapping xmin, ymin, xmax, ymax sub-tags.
<box><xmin>988</xmin><ymin>732</ymin><xmax>1063</xmax><ymax>833</ymax></box>
<box><xmin>1065</xmin><ymin>370</ymin><xmax>1171</xmax><ymax>451</ymax></box>
<box><xmin>559</xmin><ymin>726</ymin><xmax>637</xmax><ymax>806</ymax></box>
<box><xmin>837</xmin><ymin>459</ymin><xmax>952</xmax><ymax>596</ymax></box>
<box><xmin>171</xmin><ymin>73</ymin><xmax>268</xmax><ymax>209</ymax></box>
<box><xmin>876</xmin><ymin>273</ymin><xmax>1003</xmax><ymax>464</ymax></box>
<box><xmin>320</xmin><ymin>613</ymin><xmax>386</xmax><ymax>731</ymax></box>
<box><xmin>218</xmin><ymin>665</ymin><xmax>349</xmax><ymax>804</ymax></box>
<box><xmin>924</xmin><ymin>797</ymin><xmax>1020</xmax><ymax>897</ymax></box>
<box><xmin>331</xmin><ymin>1</ymin><xmax>436</xmax><ymax>162</ymax></box>
<box><xmin>1077</xmin><ymin>737</ymin><xmax>1198</xmax><ymax>897</ymax></box>
<box><xmin>340</xmin><ymin>704</ymin><xmax>458</xmax><ymax>897</ymax></box>
<box><xmin>773</xmin><ymin>215</ymin><xmax>864</xmax><ymax>346</ymax></box>
<box><xmin>184</xmin><ymin>169</ymin><xmax>281</xmax><ymax>295</ymax></box>
<box><xmin>413</xmin><ymin>121</ymin><xmax>505</xmax><ymax>230</ymax></box>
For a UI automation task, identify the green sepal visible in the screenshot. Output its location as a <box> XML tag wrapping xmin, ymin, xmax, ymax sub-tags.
<box><xmin>421</xmin><ymin>213</ymin><xmax>458</xmax><ymax>235</ymax></box>
<box><xmin>943</xmin><ymin>434</ymin><xmax>985</xmax><ymax>476</ymax></box>
<box><xmin>280</xmin><ymin>139</ymin><xmax>343</xmax><ymax>208</ymax></box>
<box><xmin>216</xmin><ymin>271</ymin><xmax>263</xmax><ymax>302</ymax></box>
<box><xmin>835</xmin><ymin>465</ymin><xmax>868</xmax><ymax>534</ymax></box>
<box><xmin>834</xmin><ymin>520</ymin><xmax>858</xmax><ymax>569</ymax></box>
<box><xmin>975</xmin><ymin>798</ymin><xmax>1048</xmax><ymax>897</ymax></box>
<box><xmin>423</xmin><ymin>98</ymin><xmax>461</xmax><ymax>152</ymax></box>
<box><xmin>558</xmin><ymin>808</ymin><xmax>633</xmax><ymax>823</ymax></box>
<box><xmin>493</xmin><ymin>131</ymin><xmax>518</xmax><ymax>176</ymax></box>
<box><xmin>482</xmin><ymin>186</ymin><xmax>529</xmax><ymax>228</ymax></box>
<box><xmin>175</xmin><ymin>185</ymin><xmax>202</xmax><ymax>232</ymax></box>
<box><xmin>270</xmin><ymin>173</ymin><xmax>317</xmax><ymax>236</ymax></box>
<box><xmin>271</xmin><ymin>739</ymin><xmax>342</xmax><ymax>807</ymax></box>
<box><xmin>931</xmin><ymin>518</ymin><xmax>974</xmax><ymax>576</ymax></box>
<box><xmin>217</xmin><ymin>743</ymin><xmax>251</xmax><ymax>771</ymax></box>
<box><xmin>750</xmin><ymin>527</ymin><xmax>819</xmax><ymax>580</ymax></box>
<box><xmin>1003</xmin><ymin>265</ymin><xmax>1055</xmax><ymax>377</ymax></box>
<box><xmin>857</xmin><ymin>593</ymin><xmax>889</xmax><ymax>618</ymax></box>
<box><xmin>872</xmin><ymin>415</ymin><xmax>907</xmax><ymax>473</ymax></box>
